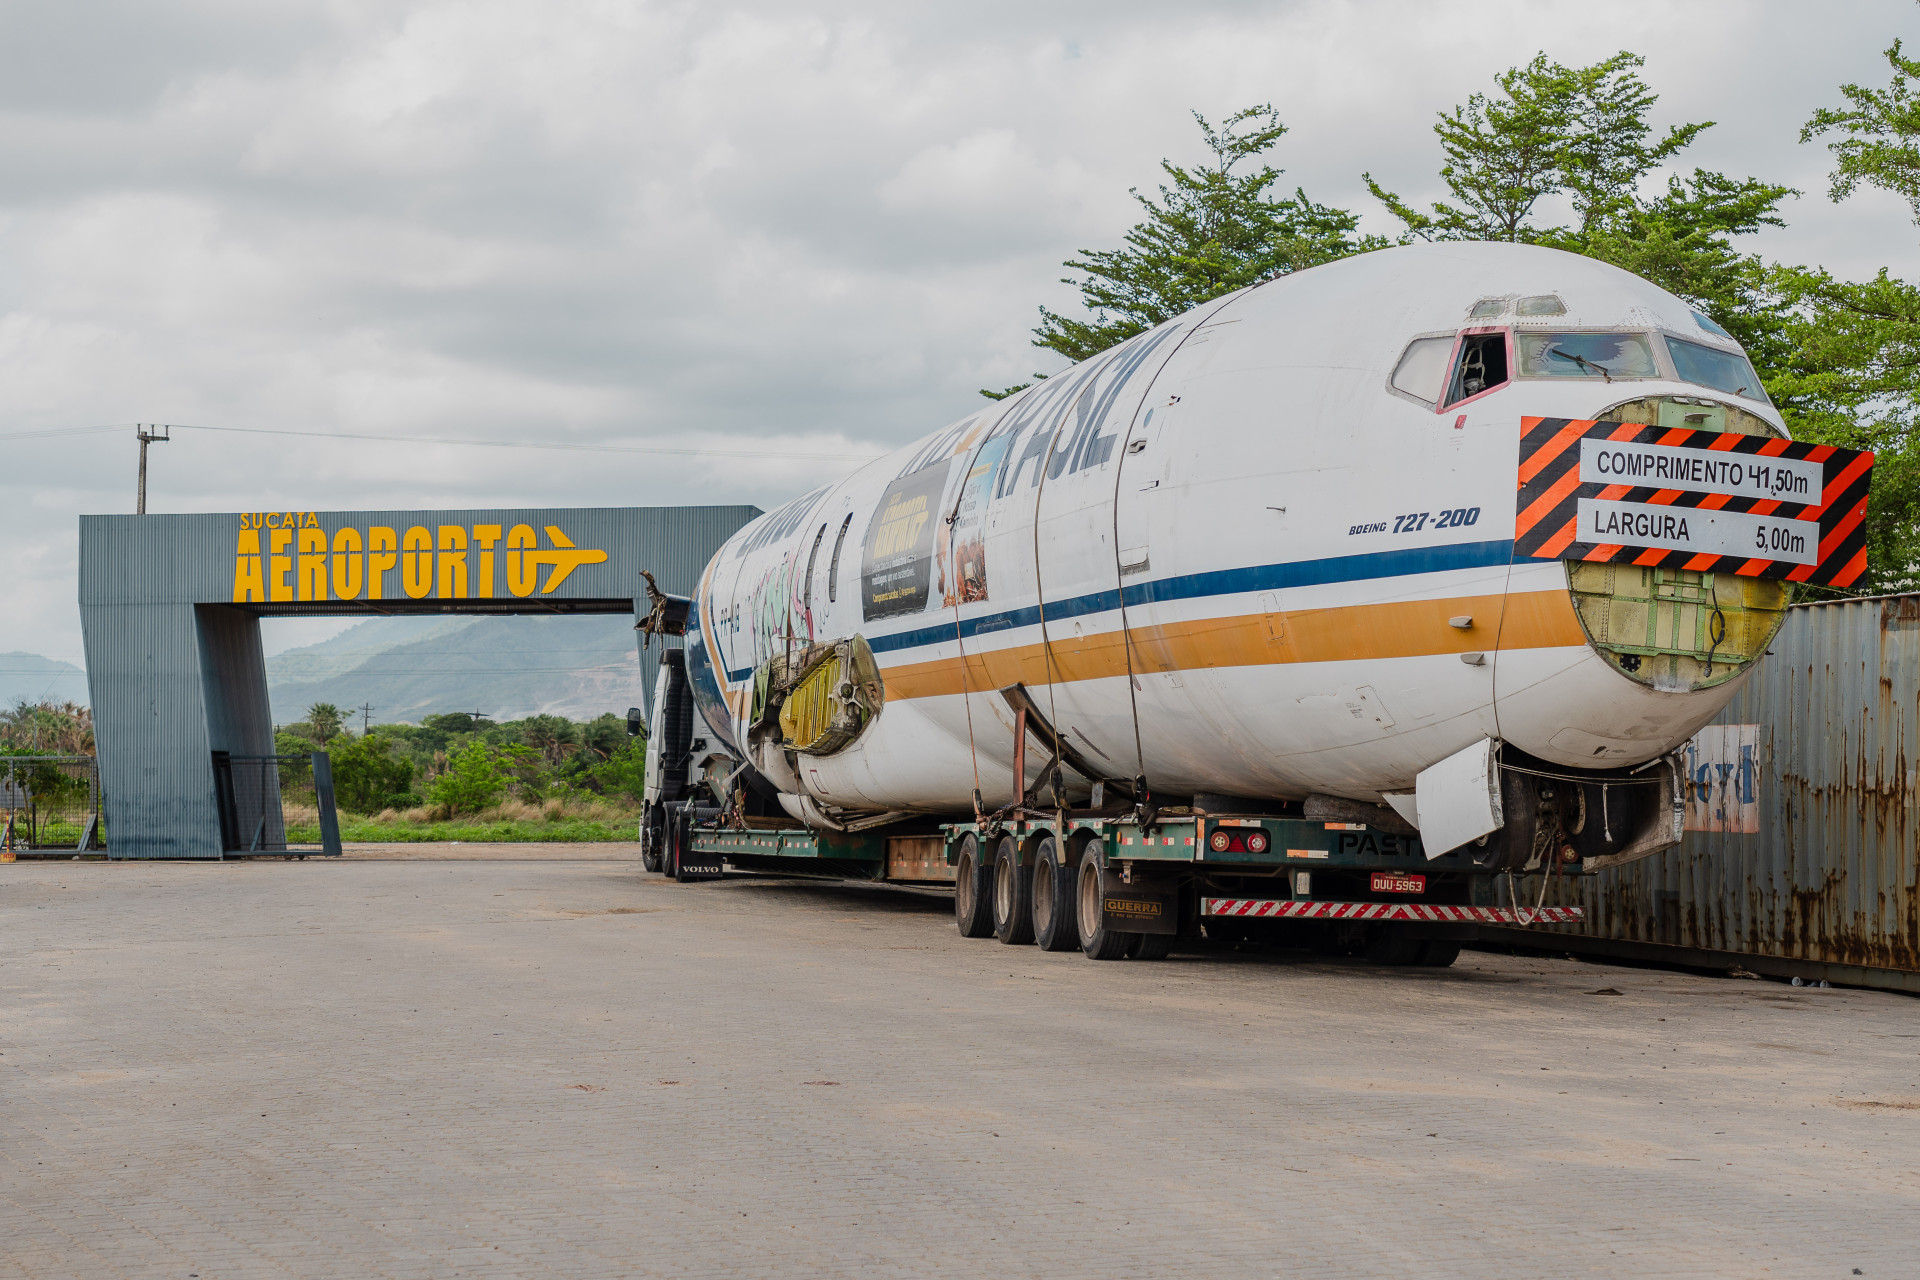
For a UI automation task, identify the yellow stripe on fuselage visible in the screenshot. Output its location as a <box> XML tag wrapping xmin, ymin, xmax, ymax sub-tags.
<box><xmin>875</xmin><ymin>589</ymin><xmax>1589</xmax><ymax>701</ymax></box>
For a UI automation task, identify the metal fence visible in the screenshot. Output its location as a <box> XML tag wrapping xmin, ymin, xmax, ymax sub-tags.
<box><xmin>1515</xmin><ymin>594</ymin><xmax>1920</xmax><ymax>992</ymax></box>
<box><xmin>212</xmin><ymin>751</ymin><xmax>342</xmax><ymax>857</ymax></box>
<box><xmin>0</xmin><ymin>755</ymin><xmax>101</xmax><ymax>855</ymax></box>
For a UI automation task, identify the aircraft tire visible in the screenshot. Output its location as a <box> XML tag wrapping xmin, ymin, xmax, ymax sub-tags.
<box><xmin>954</xmin><ymin>834</ymin><xmax>994</xmax><ymax>938</ymax></box>
<box><xmin>1076</xmin><ymin>845</ymin><xmax>1132</xmax><ymax>961</ymax></box>
<box><xmin>992</xmin><ymin>835</ymin><xmax>1035</xmax><ymax>946</ymax></box>
<box><xmin>1030</xmin><ymin>836</ymin><xmax>1077</xmax><ymax>951</ymax></box>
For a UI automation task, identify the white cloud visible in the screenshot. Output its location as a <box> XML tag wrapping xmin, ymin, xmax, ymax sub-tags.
<box><xmin>1</xmin><ymin>0</ymin><xmax>1914</xmax><ymax>666</ymax></box>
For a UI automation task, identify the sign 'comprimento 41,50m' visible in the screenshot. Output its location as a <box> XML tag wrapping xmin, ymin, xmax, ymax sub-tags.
<box><xmin>1514</xmin><ymin>416</ymin><xmax>1875</xmax><ymax>587</ymax></box>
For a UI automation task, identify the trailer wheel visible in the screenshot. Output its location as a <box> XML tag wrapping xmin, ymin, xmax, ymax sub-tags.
<box><xmin>954</xmin><ymin>834</ymin><xmax>994</xmax><ymax>938</ymax></box>
<box><xmin>1416</xmin><ymin>940</ymin><xmax>1462</xmax><ymax>968</ymax></box>
<box><xmin>1030</xmin><ymin>836</ymin><xmax>1077</xmax><ymax>952</ymax></box>
<box><xmin>1130</xmin><ymin>932</ymin><xmax>1174</xmax><ymax>961</ymax></box>
<box><xmin>1363</xmin><ymin>928</ymin><xmax>1423</xmax><ymax>966</ymax></box>
<box><xmin>992</xmin><ymin>836</ymin><xmax>1035</xmax><ymax>946</ymax></box>
<box><xmin>1076</xmin><ymin>845</ymin><xmax>1132</xmax><ymax>961</ymax></box>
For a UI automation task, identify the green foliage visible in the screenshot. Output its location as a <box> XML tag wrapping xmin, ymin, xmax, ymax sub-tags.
<box><xmin>327</xmin><ymin>734</ymin><xmax>417</xmax><ymax>815</ymax></box>
<box><xmin>1366</xmin><ymin>50</ymin><xmax>1795</xmax><ymax>355</ymax></box>
<box><xmin>422</xmin><ymin>711</ymin><xmax>493</xmax><ymax>734</ymax></box>
<box><xmin>1024</xmin><ymin>104</ymin><xmax>1385</xmax><ymax>369</ymax></box>
<box><xmin>306</xmin><ymin>702</ymin><xmax>345</xmax><ymax>743</ymax></box>
<box><xmin>1802</xmin><ymin>35</ymin><xmax>1920</xmax><ymax>221</ymax></box>
<box><xmin>429</xmin><ymin>741</ymin><xmax>509</xmax><ymax>815</ymax></box>
<box><xmin>0</xmin><ymin>700</ymin><xmax>94</xmax><ymax>754</ymax></box>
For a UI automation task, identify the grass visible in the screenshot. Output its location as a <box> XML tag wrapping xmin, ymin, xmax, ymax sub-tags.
<box><xmin>285</xmin><ymin>796</ymin><xmax>640</xmax><ymax>845</ymax></box>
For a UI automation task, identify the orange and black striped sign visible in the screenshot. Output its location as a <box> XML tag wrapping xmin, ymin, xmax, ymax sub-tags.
<box><xmin>1515</xmin><ymin>417</ymin><xmax>1873</xmax><ymax>588</ymax></box>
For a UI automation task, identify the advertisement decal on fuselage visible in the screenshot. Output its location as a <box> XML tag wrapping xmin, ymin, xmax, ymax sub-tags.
<box><xmin>938</xmin><ymin>433</ymin><xmax>1009</xmax><ymax>607</ymax></box>
<box><xmin>861</xmin><ymin>461</ymin><xmax>951</xmax><ymax>620</ymax></box>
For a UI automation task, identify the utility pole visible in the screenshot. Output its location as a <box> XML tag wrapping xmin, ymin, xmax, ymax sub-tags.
<box><xmin>135</xmin><ymin>424</ymin><xmax>170</xmax><ymax>515</ymax></box>
<box><xmin>359</xmin><ymin>703</ymin><xmax>375</xmax><ymax>735</ymax></box>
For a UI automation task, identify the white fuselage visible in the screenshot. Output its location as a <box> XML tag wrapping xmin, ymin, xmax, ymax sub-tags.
<box><xmin>684</xmin><ymin>243</ymin><xmax>1782</xmax><ymax>814</ymax></box>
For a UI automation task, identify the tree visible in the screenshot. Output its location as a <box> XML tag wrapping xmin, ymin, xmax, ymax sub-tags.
<box><xmin>1367</xmin><ymin>52</ymin><xmax>1792</xmax><ymax>355</ymax></box>
<box><xmin>429</xmin><ymin>741</ymin><xmax>508</xmax><ymax>816</ymax></box>
<box><xmin>1000</xmin><ymin>104</ymin><xmax>1383</xmax><ymax>384</ymax></box>
<box><xmin>1778</xmin><ymin>31</ymin><xmax>1920</xmax><ymax>591</ymax></box>
<box><xmin>306</xmin><ymin>702</ymin><xmax>345</xmax><ymax>743</ymax></box>
<box><xmin>328</xmin><ymin>735</ymin><xmax>417</xmax><ymax>814</ymax></box>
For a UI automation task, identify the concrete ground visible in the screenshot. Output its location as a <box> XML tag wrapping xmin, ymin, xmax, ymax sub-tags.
<box><xmin>1</xmin><ymin>858</ymin><xmax>1916</xmax><ymax>1279</ymax></box>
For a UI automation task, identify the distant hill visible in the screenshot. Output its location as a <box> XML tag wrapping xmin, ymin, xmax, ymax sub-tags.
<box><xmin>266</xmin><ymin>614</ymin><xmax>654</xmax><ymax>726</ymax></box>
<box><xmin>0</xmin><ymin>652</ymin><xmax>89</xmax><ymax>708</ymax></box>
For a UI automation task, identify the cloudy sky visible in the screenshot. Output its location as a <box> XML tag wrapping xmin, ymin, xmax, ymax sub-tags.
<box><xmin>3</xmin><ymin>0</ymin><xmax>1915</xmax><ymax>669</ymax></box>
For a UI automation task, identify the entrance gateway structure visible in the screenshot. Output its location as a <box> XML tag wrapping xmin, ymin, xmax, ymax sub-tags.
<box><xmin>78</xmin><ymin>506</ymin><xmax>756</xmax><ymax>859</ymax></box>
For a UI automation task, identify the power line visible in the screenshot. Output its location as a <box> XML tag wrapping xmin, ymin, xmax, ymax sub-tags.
<box><xmin>0</xmin><ymin>421</ymin><xmax>884</xmax><ymax>463</ymax></box>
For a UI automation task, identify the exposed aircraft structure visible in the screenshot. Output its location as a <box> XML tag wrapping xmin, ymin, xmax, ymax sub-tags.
<box><xmin>637</xmin><ymin>241</ymin><xmax>1873</xmax><ymax>962</ymax></box>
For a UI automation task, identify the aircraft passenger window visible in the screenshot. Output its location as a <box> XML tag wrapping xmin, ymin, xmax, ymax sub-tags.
<box><xmin>1667</xmin><ymin>336</ymin><xmax>1770</xmax><ymax>403</ymax></box>
<box><xmin>803</xmin><ymin>523</ymin><xmax>826</xmax><ymax>611</ymax></box>
<box><xmin>1516</xmin><ymin>332</ymin><xmax>1657</xmax><ymax>380</ymax></box>
<box><xmin>1443</xmin><ymin>332</ymin><xmax>1508</xmax><ymax>406</ymax></box>
<box><xmin>1391</xmin><ymin>336</ymin><xmax>1455</xmax><ymax>403</ymax></box>
<box><xmin>826</xmin><ymin>512</ymin><xmax>853</xmax><ymax>603</ymax></box>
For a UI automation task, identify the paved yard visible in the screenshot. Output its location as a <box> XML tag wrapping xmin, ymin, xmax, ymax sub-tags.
<box><xmin>2</xmin><ymin>858</ymin><xmax>1916</xmax><ymax>1279</ymax></box>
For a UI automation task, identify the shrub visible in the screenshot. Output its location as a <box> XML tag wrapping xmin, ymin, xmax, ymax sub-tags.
<box><xmin>429</xmin><ymin>742</ymin><xmax>508</xmax><ymax>816</ymax></box>
<box><xmin>328</xmin><ymin>735</ymin><xmax>417</xmax><ymax>815</ymax></box>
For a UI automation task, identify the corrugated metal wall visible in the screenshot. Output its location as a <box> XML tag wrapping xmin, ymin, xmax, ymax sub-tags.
<box><xmin>1538</xmin><ymin>595</ymin><xmax>1920</xmax><ymax>987</ymax></box>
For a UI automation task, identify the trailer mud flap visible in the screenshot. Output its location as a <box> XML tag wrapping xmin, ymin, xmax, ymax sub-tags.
<box><xmin>1103</xmin><ymin>890</ymin><xmax>1176</xmax><ymax>935</ymax></box>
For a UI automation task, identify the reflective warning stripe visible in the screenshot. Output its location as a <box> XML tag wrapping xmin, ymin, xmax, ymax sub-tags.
<box><xmin>1201</xmin><ymin>899</ymin><xmax>1584</xmax><ymax>924</ymax></box>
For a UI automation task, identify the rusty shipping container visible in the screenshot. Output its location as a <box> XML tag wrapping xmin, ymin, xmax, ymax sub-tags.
<box><xmin>1526</xmin><ymin>594</ymin><xmax>1920</xmax><ymax>992</ymax></box>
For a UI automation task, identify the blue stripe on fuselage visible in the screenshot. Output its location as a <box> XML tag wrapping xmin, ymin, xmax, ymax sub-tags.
<box><xmin>723</xmin><ymin>539</ymin><xmax>1515</xmax><ymax>680</ymax></box>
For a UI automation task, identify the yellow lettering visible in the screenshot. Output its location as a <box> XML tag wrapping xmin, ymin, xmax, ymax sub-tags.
<box><xmin>232</xmin><ymin>529</ymin><xmax>264</xmax><ymax>602</ymax></box>
<box><xmin>367</xmin><ymin>527</ymin><xmax>397</xmax><ymax>600</ymax></box>
<box><xmin>297</xmin><ymin>527</ymin><xmax>328</xmax><ymax>601</ymax></box>
<box><xmin>402</xmin><ymin>526</ymin><xmax>433</xmax><ymax>598</ymax></box>
<box><xmin>506</xmin><ymin>524</ymin><xmax>537</xmax><ymax>597</ymax></box>
<box><xmin>472</xmin><ymin>524</ymin><xmax>502</xmax><ymax>598</ymax></box>
<box><xmin>265</xmin><ymin>512</ymin><xmax>279</xmax><ymax>529</ymax></box>
<box><xmin>303</xmin><ymin>512</ymin><xmax>319</xmax><ymax>529</ymax></box>
<box><xmin>437</xmin><ymin>525</ymin><xmax>468</xmax><ymax>598</ymax></box>
<box><xmin>332</xmin><ymin>527</ymin><xmax>364</xmax><ymax>599</ymax></box>
<box><xmin>269</xmin><ymin>528</ymin><xmax>294</xmax><ymax>602</ymax></box>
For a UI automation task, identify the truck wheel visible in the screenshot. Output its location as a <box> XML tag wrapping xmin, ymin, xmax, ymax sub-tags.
<box><xmin>639</xmin><ymin>807</ymin><xmax>664</xmax><ymax>874</ymax></box>
<box><xmin>1030</xmin><ymin>836</ymin><xmax>1077</xmax><ymax>952</ymax></box>
<box><xmin>992</xmin><ymin>836</ymin><xmax>1035</xmax><ymax>946</ymax></box>
<box><xmin>1130</xmin><ymin>932</ymin><xmax>1174</xmax><ymax>961</ymax></box>
<box><xmin>1416</xmin><ymin>940</ymin><xmax>1462</xmax><ymax>968</ymax></box>
<box><xmin>954</xmin><ymin>834</ymin><xmax>994</xmax><ymax>938</ymax></box>
<box><xmin>1076</xmin><ymin>845</ymin><xmax>1132</xmax><ymax>961</ymax></box>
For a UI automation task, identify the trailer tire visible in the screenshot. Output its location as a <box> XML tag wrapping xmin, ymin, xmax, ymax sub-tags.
<box><xmin>992</xmin><ymin>836</ymin><xmax>1035</xmax><ymax>946</ymax></box>
<box><xmin>1076</xmin><ymin>845</ymin><xmax>1132</xmax><ymax>961</ymax></box>
<box><xmin>1364</xmin><ymin>928</ymin><xmax>1423</xmax><ymax>966</ymax></box>
<box><xmin>1030</xmin><ymin>836</ymin><xmax>1077</xmax><ymax>952</ymax></box>
<box><xmin>1130</xmin><ymin>932</ymin><xmax>1174</xmax><ymax>961</ymax></box>
<box><xmin>1416</xmin><ymin>940</ymin><xmax>1462</xmax><ymax>968</ymax></box>
<box><xmin>954</xmin><ymin>834</ymin><xmax>994</xmax><ymax>938</ymax></box>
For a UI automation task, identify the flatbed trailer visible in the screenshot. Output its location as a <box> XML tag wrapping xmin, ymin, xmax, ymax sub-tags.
<box><xmin>661</xmin><ymin>806</ymin><xmax>1584</xmax><ymax>965</ymax></box>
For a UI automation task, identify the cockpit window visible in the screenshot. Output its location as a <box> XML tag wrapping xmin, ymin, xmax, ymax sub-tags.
<box><xmin>1667</xmin><ymin>335</ymin><xmax>1770</xmax><ymax>404</ymax></box>
<box><xmin>1444</xmin><ymin>332</ymin><xmax>1508</xmax><ymax>406</ymax></box>
<box><xmin>1691</xmin><ymin>310</ymin><xmax>1732</xmax><ymax>339</ymax></box>
<box><xmin>1390</xmin><ymin>335</ymin><xmax>1455</xmax><ymax>403</ymax></box>
<box><xmin>1516</xmin><ymin>332</ymin><xmax>1658</xmax><ymax>380</ymax></box>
